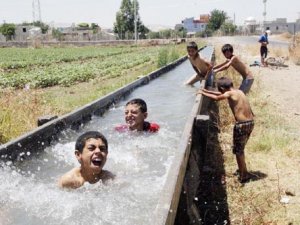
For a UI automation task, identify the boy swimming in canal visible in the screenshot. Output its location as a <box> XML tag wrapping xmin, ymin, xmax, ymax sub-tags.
<box><xmin>115</xmin><ymin>98</ymin><xmax>160</xmax><ymax>132</ymax></box>
<box><xmin>58</xmin><ymin>131</ymin><xmax>114</xmax><ymax>189</ymax></box>
<box><xmin>198</xmin><ymin>77</ymin><xmax>254</xmax><ymax>183</ymax></box>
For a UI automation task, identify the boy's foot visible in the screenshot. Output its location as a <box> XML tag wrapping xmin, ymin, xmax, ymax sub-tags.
<box><xmin>233</xmin><ymin>169</ymin><xmax>239</xmax><ymax>176</ymax></box>
<box><xmin>238</xmin><ymin>176</ymin><xmax>252</xmax><ymax>184</ymax></box>
<box><xmin>238</xmin><ymin>172</ymin><xmax>258</xmax><ymax>184</ymax></box>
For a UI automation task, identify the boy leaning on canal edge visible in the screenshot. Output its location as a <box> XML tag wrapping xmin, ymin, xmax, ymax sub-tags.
<box><xmin>185</xmin><ymin>41</ymin><xmax>214</xmax><ymax>88</ymax></box>
<box><xmin>213</xmin><ymin>44</ymin><xmax>254</xmax><ymax>94</ymax></box>
<box><xmin>197</xmin><ymin>77</ymin><xmax>255</xmax><ymax>183</ymax></box>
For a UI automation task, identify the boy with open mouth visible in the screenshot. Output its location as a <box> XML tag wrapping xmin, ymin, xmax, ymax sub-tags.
<box><xmin>58</xmin><ymin>131</ymin><xmax>114</xmax><ymax>189</ymax></box>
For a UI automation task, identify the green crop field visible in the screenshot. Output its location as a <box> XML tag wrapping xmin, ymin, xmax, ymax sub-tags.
<box><xmin>0</xmin><ymin>43</ymin><xmax>190</xmax><ymax>143</ymax></box>
<box><xmin>0</xmin><ymin>44</ymin><xmax>186</xmax><ymax>88</ymax></box>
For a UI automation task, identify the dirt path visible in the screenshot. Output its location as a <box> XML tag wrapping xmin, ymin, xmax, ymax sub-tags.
<box><xmin>256</xmin><ymin>63</ymin><xmax>300</xmax><ymax>129</ymax></box>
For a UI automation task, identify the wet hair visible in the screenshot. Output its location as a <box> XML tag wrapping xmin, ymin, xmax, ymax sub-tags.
<box><xmin>221</xmin><ymin>44</ymin><xmax>234</xmax><ymax>54</ymax></box>
<box><xmin>217</xmin><ymin>77</ymin><xmax>233</xmax><ymax>92</ymax></box>
<box><xmin>126</xmin><ymin>98</ymin><xmax>147</xmax><ymax>113</ymax></box>
<box><xmin>75</xmin><ymin>131</ymin><xmax>108</xmax><ymax>153</ymax></box>
<box><xmin>186</xmin><ymin>41</ymin><xmax>198</xmax><ymax>50</ymax></box>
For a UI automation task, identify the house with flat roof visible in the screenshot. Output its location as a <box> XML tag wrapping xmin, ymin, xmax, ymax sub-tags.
<box><xmin>262</xmin><ymin>18</ymin><xmax>300</xmax><ymax>34</ymax></box>
<box><xmin>179</xmin><ymin>14</ymin><xmax>210</xmax><ymax>35</ymax></box>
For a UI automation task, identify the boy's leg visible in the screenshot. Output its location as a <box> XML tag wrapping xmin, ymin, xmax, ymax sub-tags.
<box><xmin>233</xmin><ymin>121</ymin><xmax>254</xmax><ymax>182</ymax></box>
<box><xmin>235</xmin><ymin>154</ymin><xmax>248</xmax><ymax>181</ymax></box>
<box><xmin>185</xmin><ymin>74</ymin><xmax>201</xmax><ymax>85</ymax></box>
<box><xmin>205</xmin><ymin>70</ymin><xmax>215</xmax><ymax>88</ymax></box>
<box><xmin>239</xmin><ymin>78</ymin><xmax>254</xmax><ymax>94</ymax></box>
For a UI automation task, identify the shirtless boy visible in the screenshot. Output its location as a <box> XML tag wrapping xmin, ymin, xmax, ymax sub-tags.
<box><xmin>58</xmin><ymin>131</ymin><xmax>114</xmax><ymax>189</ymax></box>
<box><xmin>198</xmin><ymin>77</ymin><xmax>254</xmax><ymax>183</ymax></box>
<box><xmin>213</xmin><ymin>44</ymin><xmax>254</xmax><ymax>94</ymax></box>
<box><xmin>115</xmin><ymin>98</ymin><xmax>159</xmax><ymax>132</ymax></box>
<box><xmin>185</xmin><ymin>41</ymin><xmax>214</xmax><ymax>87</ymax></box>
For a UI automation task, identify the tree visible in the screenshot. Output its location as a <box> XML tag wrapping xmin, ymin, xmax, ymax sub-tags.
<box><xmin>175</xmin><ymin>27</ymin><xmax>187</xmax><ymax>38</ymax></box>
<box><xmin>220</xmin><ymin>22</ymin><xmax>237</xmax><ymax>35</ymax></box>
<box><xmin>52</xmin><ymin>28</ymin><xmax>64</xmax><ymax>41</ymax></box>
<box><xmin>113</xmin><ymin>0</ymin><xmax>149</xmax><ymax>39</ymax></box>
<box><xmin>77</xmin><ymin>23</ymin><xmax>90</xmax><ymax>29</ymax></box>
<box><xmin>0</xmin><ymin>23</ymin><xmax>16</xmax><ymax>41</ymax></box>
<box><xmin>207</xmin><ymin>9</ymin><xmax>228</xmax><ymax>32</ymax></box>
<box><xmin>33</xmin><ymin>21</ymin><xmax>49</xmax><ymax>34</ymax></box>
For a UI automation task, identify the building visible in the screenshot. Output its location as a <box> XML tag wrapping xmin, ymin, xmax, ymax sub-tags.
<box><xmin>57</xmin><ymin>26</ymin><xmax>116</xmax><ymax>41</ymax></box>
<box><xmin>262</xmin><ymin>18</ymin><xmax>300</xmax><ymax>34</ymax></box>
<box><xmin>243</xmin><ymin>16</ymin><xmax>259</xmax><ymax>34</ymax></box>
<box><xmin>179</xmin><ymin>14</ymin><xmax>210</xmax><ymax>35</ymax></box>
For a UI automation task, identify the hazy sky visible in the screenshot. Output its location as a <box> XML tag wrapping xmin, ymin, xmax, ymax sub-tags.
<box><xmin>1</xmin><ymin>0</ymin><xmax>300</xmax><ymax>28</ymax></box>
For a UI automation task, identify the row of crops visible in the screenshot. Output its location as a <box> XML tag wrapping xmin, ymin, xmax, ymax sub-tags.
<box><xmin>0</xmin><ymin>45</ymin><xmax>179</xmax><ymax>88</ymax></box>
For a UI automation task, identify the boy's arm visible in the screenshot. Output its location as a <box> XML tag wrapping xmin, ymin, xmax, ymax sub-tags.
<box><xmin>213</xmin><ymin>57</ymin><xmax>235</xmax><ymax>73</ymax></box>
<box><xmin>197</xmin><ymin>89</ymin><xmax>230</xmax><ymax>101</ymax></box>
<box><xmin>213</xmin><ymin>60</ymin><xmax>228</xmax><ymax>70</ymax></box>
<box><xmin>201</xmin><ymin>88</ymin><xmax>222</xmax><ymax>95</ymax></box>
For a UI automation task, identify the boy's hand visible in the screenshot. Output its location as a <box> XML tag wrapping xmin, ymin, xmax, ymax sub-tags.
<box><xmin>197</xmin><ymin>89</ymin><xmax>203</xmax><ymax>95</ymax></box>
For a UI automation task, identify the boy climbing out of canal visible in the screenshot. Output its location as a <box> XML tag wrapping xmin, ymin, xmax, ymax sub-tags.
<box><xmin>58</xmin><ymin>131</ymin><xmax>114</xmax><ymax>189</ymax></box>
<box><xmin>198</xmin><ymin>77</ymin><xmax>254</xmax><ymax>183</ymax></box>
<box><xmin>115</xmin><ymin>98</ymin><xmax>160</xmax><ymax>132</ymax></box>
<box><xmin>185</xmin><ymin>41</ymin><xmax>214</xmax><ymax>87</ymax></box>
<box><xmin>213</xmin><ymin>44</ymin><xmax>254</xmax><ymax>94</ymax></box>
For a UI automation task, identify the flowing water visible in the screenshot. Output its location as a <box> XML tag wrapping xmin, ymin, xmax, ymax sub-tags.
<box><xmin>0</xmin><ymin>58</ymin><xmax>205</xmax><ymax>225</ymax></box>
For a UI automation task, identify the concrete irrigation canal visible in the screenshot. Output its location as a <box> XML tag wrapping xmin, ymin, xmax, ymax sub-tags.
<box><xmin>0</xmin><ymin>45</ymin><xmax>229</xmax><ymax>225</ymax></box>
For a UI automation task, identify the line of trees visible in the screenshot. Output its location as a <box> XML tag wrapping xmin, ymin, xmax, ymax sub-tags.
<box><xmin>0</xmin><ymin>3</ymin><xmax>237</xmax><ymax>42</ymax></box>
<box><xmin>113</xmin><ymin>1</ymin><xmax>236</xmax><ymax>40</ymax></box>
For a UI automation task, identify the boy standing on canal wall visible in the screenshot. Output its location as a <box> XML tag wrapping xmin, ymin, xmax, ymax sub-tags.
<box><xmin>185</xmin><ymin>41</ymin><xmax>214</xmax><ymax>87</ymax></box>
<box><xmin>198</xmin><ymin>77</ymin><xmax>254</xmax><ymax>183</ymax></box>
<box><xmin>58</xmin><ymin>131</ymin><xmax>114</xmax><ymax>189</ymax></box>
<box><xmin>213</xmin><ymin>44</ymin><xmax>254</xmax><ymax>94</ymax></box>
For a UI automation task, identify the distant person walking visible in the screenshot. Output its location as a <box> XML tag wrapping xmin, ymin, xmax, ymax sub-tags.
<box><xmin>258</xmin><ymin>31</ymin><xmax>269</xmax><ymax>67</ymax></box>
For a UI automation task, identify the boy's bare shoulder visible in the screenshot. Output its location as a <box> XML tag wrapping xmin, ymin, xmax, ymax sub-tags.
<box><xmin>100</xmin><ymin>170</ymin><xmax>116</xmax><ymax>182</ymax></box>
<box><xmin>58</xmin><ymin>168</ymin><xmax>83</xmax><ymax>189</ymax></box>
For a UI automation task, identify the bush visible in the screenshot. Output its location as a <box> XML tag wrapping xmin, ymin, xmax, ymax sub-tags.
<box><xmin>157</xmin><ymin>48</ymin><xmax>169</xmax><ymax>67</ymax></box>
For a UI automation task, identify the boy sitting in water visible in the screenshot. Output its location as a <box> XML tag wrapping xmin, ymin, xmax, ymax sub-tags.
<box><xmin>58</xmin><ymin>131</ymin><xmax>114</xmax><ymax>189</ymax></box>
<box><xmin>198</xmin><ymin>77</ymin><xmax>254</xmax><ymax>183</ymax></box>
<box><xmin>185</xmin><ymin>41</ymin><xmax>214</xmax><ymax>87</ymax></box>
<box><xmin>115</xmin><ymin>98</ymin><xmax>159</xmax><ymax>132</ymax></box>
<box><xmin>213</xmin><ymin>44</ymin><xmax>254</xmax><ymax>94</ymax></box>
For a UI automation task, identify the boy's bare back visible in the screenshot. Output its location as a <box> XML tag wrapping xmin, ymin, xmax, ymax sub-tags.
<box><xmin>229</xmin><ymin>55</ymin><xmax>253</xmax><ymax>79</ymax></box>
<box><xmin>226</xmin><ymin>89</ymin><xmax>253</xmax><ymax>122</ymax></box>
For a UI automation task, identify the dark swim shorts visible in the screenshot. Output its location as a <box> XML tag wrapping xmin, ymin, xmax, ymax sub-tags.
<box><xmin>260</xmin><ymin>46</ymin><xmax>268</xmax><ymax>58</ymax></box>
<box><xmin>233</xmin><ymin>120</ymin><xmax>254</xmax><ymax>155</ymax></box>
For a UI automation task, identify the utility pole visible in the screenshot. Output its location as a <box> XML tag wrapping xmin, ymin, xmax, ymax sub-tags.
<box><xmin>263</xmin><ymin>0</ymin><xmax>267</xmax><ymax>22</ymax></box>
<box><xmin>32</xmin><ymin>0</ymin><xmax>42</xmax><ymax>22</ymax></box>
<box><xmin>134</xmin><ymin>0</ymin><xmax>137</xmax><ymax>44</ymax></box>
